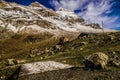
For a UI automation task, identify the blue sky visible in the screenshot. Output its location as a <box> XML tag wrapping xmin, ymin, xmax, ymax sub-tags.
<box><xmin>5</xmin><ymin>0</ymin><xmax>120</xmax><ymax>30</ymax></box>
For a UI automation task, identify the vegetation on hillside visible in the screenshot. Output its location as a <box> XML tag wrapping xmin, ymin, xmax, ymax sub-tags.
<box><xmin>0</xmin><ymin>32</ymin><xmax>120</xmax><ymax>80</ymax></box>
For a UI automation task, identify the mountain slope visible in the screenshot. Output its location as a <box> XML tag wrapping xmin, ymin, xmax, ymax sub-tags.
<box><xmin>0</xmin><ymin>1</ymin><xmax>119</xmax><ymax>80</ymax></box>
<box><xmin>0</xmin><ymin>0</ymin><xmax>114</xmax><ymax>36</ymax></box>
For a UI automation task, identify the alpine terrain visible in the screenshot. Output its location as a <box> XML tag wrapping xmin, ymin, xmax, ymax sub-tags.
<box><xmin>0</xmin><ymin>0</ymin><xmax>120</xmax><ymax>80</ymax></box>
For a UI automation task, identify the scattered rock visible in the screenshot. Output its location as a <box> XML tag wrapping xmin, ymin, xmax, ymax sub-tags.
<box><xmin>78</xmin><ymin>33</ymin><xmax>89</xmax><ymax>38</ymax></box>
<box><xmin>54</xmin><ymin>45</ymin><xmax>62</xmax><ymax>50</ymax></box>
<box><xmin>71</xmin><ymin>47</ymin><xmax>75</xmax><ymax>50</ymax></box>
<box><xmin>62</xmin><ymin>60</ymin><xmax>67</xmax><ymax>63</ymax></box>
<box><xmin>29</xmin><ymin>54</ymin><xmax>35</xmax><ymax>58</ymax></box>
<box><xmin>81</xmin><ymin>42</ymin><xmax>88</xmax><ymax>45</ymax></box>
<box><xmin>50</xmin><ymin>51</ymin><xmax>55</xmax><ymax>55</ymax></box>
<box><xmin>17</xmin><ymin>60</ymin><xmax>26</xmax><ymax>64</ymax></box>
<box><xmin>45</xmin><ymin>48</ymin><xmax>50</xmax><ymax>53</ymax></box>
<box><xmin>108</xmin><ymin>35</ymin><xmax>115</xmax><ymax>41</ymax></box>
<box><xmin>80</xmin><ymin>48</ymin><xmax>83</xmax><ymax>51</ymax></box>
<box><xmin>6</xmin><ymin>59</ymin><xmax>18</xmax><ymax>66</ymax></box>
<box><xmin>108</xmin><ymin>51</ymin><xmax>120</xmax><ymax>67</ymax></box>
<box><xmin>40</xmin><ymin>57</ymin><xmax>43</xmax><ymax>60</ymax></box>
<box><xmin>58</xmin><ymin>37</ymin><xmax>65</xmax><ymax>45</ymax></box>
<box><xmin>111</xmin><ymin>61</ymin><xmax>120</xmax><ymax>67</ymax></box>
<box><xmin>0</xmin><ymin>75</ymin><xmax>6</xmax><ymax>80</ymax></box>
<box><xmin>64</xmin><ymin>37</ymin><xmax>69</xmax><ymax>42</ymax></box>
<box><xmin>84</xmin><ymin>52</ymin><xmax>109</xmax><ymax>69</ymax></box>
<box><xmin>30</xmin><ymin>48</ymin><xmax>39</xmax><ymax>54</ymax></box>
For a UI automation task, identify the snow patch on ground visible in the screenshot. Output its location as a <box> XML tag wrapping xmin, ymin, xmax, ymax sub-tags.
<box><xmin>20</xmin><ymin>61</ymin><xmax>72</xmax><ymax>76</ymax></box>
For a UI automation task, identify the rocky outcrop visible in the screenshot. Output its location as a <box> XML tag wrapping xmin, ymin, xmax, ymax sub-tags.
<box><xmin>84</xmin><ymin>52</ymin><xmax>109</xmax><ymax>69</ymax></box>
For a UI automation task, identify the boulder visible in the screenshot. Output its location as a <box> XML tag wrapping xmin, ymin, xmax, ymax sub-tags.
<box><xmin>84</xmin><ymin>52</ymin><xmax>109</xmax><ymax>69</ymax></box>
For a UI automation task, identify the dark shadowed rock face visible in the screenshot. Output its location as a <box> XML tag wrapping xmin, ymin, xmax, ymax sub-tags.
<box><xmin>78</xmin><ymin>33</ymin><xmax>89</xmax><ymax>38</ymax></box>
<box><xmin>84</xmin><ymin>52</ymin><xmax>109</xmax><ymax>70</ymax></box>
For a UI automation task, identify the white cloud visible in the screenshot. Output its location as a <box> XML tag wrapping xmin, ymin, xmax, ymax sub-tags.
<box><xmin>50</xmin><ymin>0</ymin><xmax>119</xmax><ymax>29</ymax></box>
<box><xmin>78</xmin><ymin>0</ymin><xmax>118</xmax><ymax>28</ymax></box>
<box><xmin>50</xmin><ymin>0</ymin><xmax>89</xmax><ymax>10</ymax></box>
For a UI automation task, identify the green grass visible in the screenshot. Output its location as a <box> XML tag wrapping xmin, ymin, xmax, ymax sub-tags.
<box><xmin>0</xmin><ymin>66</ymin><xmax>19</xmax><ymax>80</ymax></box>
<box><xmin>42</xmin><ymin>32</ymin><xmax>120</xmax><ymax>66</ymax></box>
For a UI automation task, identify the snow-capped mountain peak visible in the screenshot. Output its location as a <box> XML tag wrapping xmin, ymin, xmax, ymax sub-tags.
<box><xmin>56</xmin><ymin>7</ymin><xmax>78</xmax><ymax>18</ymax></box>
<box><xmin>0</xmin><ymin>1</ymin><xmax>113</xmax><ymax>37</ymax></box>
<box><xmin>29</xmin><ymin>1</ymin><xmax>45</xmax><ymax>8</ymax></box>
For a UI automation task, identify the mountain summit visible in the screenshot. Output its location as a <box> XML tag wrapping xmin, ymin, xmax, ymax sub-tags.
<box><xmin>30</xmin><ymin>1</ymin><xmax>45</xmax><ymax>8</ymax></box>
<box><xmin>57</xmin><ymin>7</ymin><xmax>78</xmax><ymax>18</ymax></box>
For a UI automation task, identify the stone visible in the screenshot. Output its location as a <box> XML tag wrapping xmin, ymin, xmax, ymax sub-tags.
<box><xmin>112</xmin><ymin>61</ymin><xmax>120</xmax><ymax>67</ymax></box>
<box><xmin>29</xmin><ymin>54</ymin><xmax>35</xmax><ymax>58</ymax></box>
<box><xmin>0</xmin><ymin>75</ymin><xmax>6</xmax><ymax>80</ymax></box>
<box><xmin>64</xmin><ymin>38</ymin><xmax>69</xmax><ymax>42</ymax></box>
<box><xmin>81</xmin><ymin>42</ymin><xmax>88</xmax><ymax>45</ymax></box>
<box><xmin>58</xmin><ymin>37</ymin><xmax>65</xmax><ymax>45</ymax></box>
<box><xmin>78</xmin><ymin>33</ymin><xmax>89</xmax><ymax>38</ymax></box>
<box><xmin>17</xmin><ymin>60</ymin><xmax>26</xmax><ymax>64</ymax></box>
<box><xmin>80</xmin><ymin>48</ymin><xmax>83</xmax><ymax>51</ymax></box>
<box><xmin>40</xmin><ymin>57</ymin><xmax>43</xmax><ymax>60</ymax></box>
<box><xmin>45</xmin><ymin>48</ymin><xmax>50</xmax><ymax>53</ymax></box>
<box><xmin>71</xmin><ymin>47</ymin><xmax>75</xmax><ymax>50</ymax></box>
<box><xmin>6</xmin><ymin>59</ymin><xmax>18</xmax><ymax>66</ymax></box>
<box><xmin>84</xmin><ymin>52</ymin><xmax>109</xmax><ymax>69</ymax></box>
<box><xmin>51</xmin><ymin>51</ymin><xmax>55</xmax><ymax>55</ymax></box>
<box><xmin>108</xmin><ymin>51</ymin><xmax>120</xmax><ymax>67</ymax></box>
<box><xmin>108</xmin><ymin>35</ymin><xmax>115</xmax><ymax>41</ymax></box>
<box><xmin>62</xmin><ymin>60</ymin><xmax>67</xmax><ymax>63</ymax></box>
<box><xmin>54</xmin><ymin>45</ymin><xmax>61</xmax><ymax>50</ymax></box>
